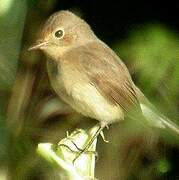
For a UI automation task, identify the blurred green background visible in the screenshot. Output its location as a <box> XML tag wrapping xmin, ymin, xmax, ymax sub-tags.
<box><xmin>0</xmin><ymin>0</ymin><xmax>179</xmax><ymax>179</ymax></box>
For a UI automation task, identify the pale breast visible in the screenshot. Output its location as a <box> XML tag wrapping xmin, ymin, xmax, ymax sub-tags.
<box><xmin>47</xmin><ymin>59</ymin><xmax>124</xmax><ymax>123</ymax></box>
<box><xmin>69</xmin><ymin>83</ymin><xmax>124</xmax><ymax>123</ymax></box>
<box><xmin>47</xmin><ymin>59</ymin><xmax>73</xmax><ymax>104</ymax></box>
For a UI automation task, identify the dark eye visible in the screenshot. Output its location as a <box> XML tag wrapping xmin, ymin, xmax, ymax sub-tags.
<box><xmin>54</xmin><ymin>29</ymin><xmax>64</xmax><ymax>39</ymax></box>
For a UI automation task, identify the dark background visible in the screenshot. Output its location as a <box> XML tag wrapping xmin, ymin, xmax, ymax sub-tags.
<box><xmin>53</xmin><ymin>1</ymin><xmax>179</xmax><ymax>41</ymax></box>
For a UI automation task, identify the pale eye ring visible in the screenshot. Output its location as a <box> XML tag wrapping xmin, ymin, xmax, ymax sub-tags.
<box><xmin>54</xmin><ymin>29</ymin><xmax>64</xmax><ymax>39</ymax></box>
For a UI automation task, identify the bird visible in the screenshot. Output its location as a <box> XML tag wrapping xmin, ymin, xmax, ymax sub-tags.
<box><xmin>29</xmin><ymin>10</ymin><xmax>179</xmax><ymax>161</ymax></box>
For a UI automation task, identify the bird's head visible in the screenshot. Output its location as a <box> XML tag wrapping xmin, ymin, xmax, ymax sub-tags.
<box><xmin>29</xmin><ymin>10</ymin><xmax>96</xmax><ymax>59</ymax></box>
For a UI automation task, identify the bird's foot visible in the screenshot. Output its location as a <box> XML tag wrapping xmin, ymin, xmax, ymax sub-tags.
<box><xmin>100</xmin><ymin>131</ymin><xmax>109</xmax><ymax>143</ymax></box>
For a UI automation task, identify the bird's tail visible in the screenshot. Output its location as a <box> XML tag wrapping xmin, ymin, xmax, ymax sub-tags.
<box><xmin>140</xmin><ymin>103</ymin><xmax>179</xmax><ymax>135</ymax></box>
<box><xmin>135</xmin><ymin>86</ymin><xmax>179</xmax><ymax>135</ymax></box>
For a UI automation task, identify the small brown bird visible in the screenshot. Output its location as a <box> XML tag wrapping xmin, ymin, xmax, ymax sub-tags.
<box><xmin>29</xmin><ymin>10</ymin><xmax>179</xmax><ymax>159</ymax></box>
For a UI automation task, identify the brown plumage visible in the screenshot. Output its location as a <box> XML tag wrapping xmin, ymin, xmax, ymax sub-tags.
<box><xmin>29</xmin><ymin>10</ymin><xmax>179</xmax><ymax>138</ymax></box>
<box><xmin>62</xmin><ymin>41</ymin><xmax>139</xmax><ymax>112</ymax></box>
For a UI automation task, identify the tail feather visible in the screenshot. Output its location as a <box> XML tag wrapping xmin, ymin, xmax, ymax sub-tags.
<box><xmin>140</xmin><ymin>103</ymin><xmax>179</xmax><ymax>135</ymax></box>
<box><xmin>157</xmin><ymin>114</ymin><xmax>179</xmax><ymax>135</ymax></box>
<box><xmin>135</xmin><ymin>86</ymin><xmax>179</xmax><ymax>135</ymax></box>
<box><xmin>140</xmin><ymin>103</ymin><xmax>165</xmax><ymax>129</ymax></box>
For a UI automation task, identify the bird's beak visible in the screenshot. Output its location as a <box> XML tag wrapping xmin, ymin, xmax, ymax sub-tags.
<box><xmin>28</xmin><ymin>41</ymin><xmax>48</xmax><ymax>51</ymax></box>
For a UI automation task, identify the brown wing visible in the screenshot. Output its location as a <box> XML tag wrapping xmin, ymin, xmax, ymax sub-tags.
<box><xmin>63</xmin><ymin>41</ymin><xmax>139</xmax><ymax>112</ymax></box>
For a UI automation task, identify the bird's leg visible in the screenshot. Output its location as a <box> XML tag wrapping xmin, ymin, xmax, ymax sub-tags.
<box><xmin>57</xmin><ymin>131</ymin><xmax>97</xmax><ymax>155</ymax></box>
<box><xmin>70</xmin><ymin>140</ymin><xmax>98</xmax><ymax>156</ymax></box>
<box><xmin>56</xmin><ymin>143</ymin><xmax>78</xmax><ymax>153</ymax></box>
<box><xmin>100</xmin><ymin>131</ymin><xmax>109</xmax><ymax>143</ymax></box>
<box><xmin>73</xmin><ymin>122</ymin><xmax>107</xmax><ymax>164</ymax></box>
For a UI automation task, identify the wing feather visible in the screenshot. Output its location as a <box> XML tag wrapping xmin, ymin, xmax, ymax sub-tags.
<box><xmin>63</xmin><ymin>41</ymin><xmax>139</xmax><ymax>112</ymax></box>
